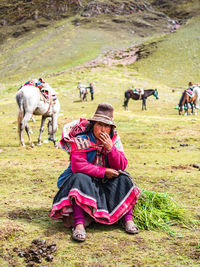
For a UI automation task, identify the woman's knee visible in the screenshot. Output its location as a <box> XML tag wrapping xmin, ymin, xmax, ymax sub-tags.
<box><xmin>73</xmin><ymin>173</ymin><xmax>91</xmax><ymax>183</ymax></box>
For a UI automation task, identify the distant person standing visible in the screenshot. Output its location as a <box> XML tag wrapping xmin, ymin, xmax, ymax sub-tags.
<box><xmin>188</xmin><ymin>82</ymin><xmax>194</xmax><ymax>91</ymax></box>
<box><xmin>88</xmin><ymin>83</ymin><xmax>94</xmax><ymax>101</ymax></box>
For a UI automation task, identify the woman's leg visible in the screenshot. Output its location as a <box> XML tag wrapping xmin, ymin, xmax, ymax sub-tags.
<box><xmin>72</xmin><ymin>201</ymin><xmax>86</xmax><ymax>241</ymax></box>
<box><xmin>123</xmin><ymin>208</ymin><xmax>139</xmax><ymax>234</ymax></box>
<box><xmin>73</xmin><ymin>201</ymin><xmax>85</xmax><ymax>226</ymax></box>
<box><xmin>123</xmin><ymin>208</ymin><xmax>133</xmax><ymax>223</ymax></box>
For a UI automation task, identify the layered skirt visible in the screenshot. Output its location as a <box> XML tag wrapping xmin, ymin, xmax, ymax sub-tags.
<box><xmin>50</xmin><ymin>172</ymin><xmax>140</xmax><ymax>227</ymax></box>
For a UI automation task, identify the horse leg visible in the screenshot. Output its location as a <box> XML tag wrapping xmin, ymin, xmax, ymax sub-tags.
<box><xmin>184</xmin><ymin>102</ymin><xmax>188</xmax><ymax>116</ymax></box>
<box><xmin>142</xmin><ymin>98</ymin><xmax>146</xmax><ymax>110</ymax></box>
<box><xmin>195</xmin><ymin>108</ymin><xmax>198</xmax><ymax>116</ymax></box>
<box><xmin>31</xmin><ymin>115</ymin><xmax>36</xmax><ymax>122</ymax></box>
<box><xmin>51</xmin><ymin>114</ymin><xmax>58</xmax><ymax>147</ymax></box>
<box><xmin>25</xmin><ymin>123</ymin><xmax>34</xmax><ymax>147</ymax></box>
<box><xmin>18</xmin><ymin>113</ymin><xmax>33</xmax><ymax>147</ymax></box>
<box><xmin>193</xmin><ymin>102</ymin><xmax>197</xmax><ymax>115</ymax></box>
<box><xmin>38</xmin><ymin>116</ymin><xmax>46</xmax><ymax>145</ymax></box>
<box><xmin>190</xmin><ymin>103</ymin><xmax>193</xmax><ymax>115</ymax></box>
<box><xmin>123</xmin><ymin>97</ymin><xmax>129</xmax><ymax>110</ymax></box>
<box><xmin>144</xmin><ymin>98</ymin><xmax>147</xmax><ymax>110</ymax></box>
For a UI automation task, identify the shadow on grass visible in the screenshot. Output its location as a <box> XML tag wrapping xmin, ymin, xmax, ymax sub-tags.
<box><xmin>7</xmin><ymin>207</ymin><xmax>68</xmax><ymax>234</ymax></box>
<box><xmin>0</xmin><ymin>143</ymin><xmax>21</xmax><ymax>148</ymax></box>
<box><xmin>73</xmin><ymin>100</ymin><xmax>82</xmax><ymax>103</ymax></box>
<box><xmin>7</xmin><ymin>207</ymin><xmax>121</xmax><ymax>236</ymax></box>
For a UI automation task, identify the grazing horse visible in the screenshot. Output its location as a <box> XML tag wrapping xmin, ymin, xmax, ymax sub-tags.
<box><xmin>123</xmin><ymin>89</ymin><xmax>159</xmax><ymax>110</ymax></box>
<box><xmin>16</xmin><ymin>84</ymin><xmax>60</xmax><ymax>147</ymax></box>
<box><xmin>178</xmin><ymin>86</ymin><xmax>200</xmax><ymax>115</ymax></box>
<box><xmin>77</xmin><ymin>82</ymin><xmax>88</xmax><ymax>101</ymax></box>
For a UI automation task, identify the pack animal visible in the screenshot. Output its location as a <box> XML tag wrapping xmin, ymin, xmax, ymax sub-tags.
<box><xmin>77</xmin><ymin>83</ymin><xmax>88</xmax><ymax>101</ymax></box>
<box><xmin>178</xmin><ymin>86</ymin><xmax>200</xmax><ymax>115</ymax></box>
<box><xmin>123</xmin><ymin>89</ymin><xmax>159</xmax><ymax>110</ymax></box>
<box><xmin>16</xmin><ymin>84</ymin><xmax>60</xmax><ymax>147</ymax></box>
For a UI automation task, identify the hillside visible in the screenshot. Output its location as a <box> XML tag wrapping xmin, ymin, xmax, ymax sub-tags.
<box><xmin>0</xmin><ymin>0</ymin><xmax>169</xmax><ymax>83</ymax></box>
<box><xmin>0</xmin><ymin>0</ymin><xmax>200</xmax><ymax>86</ymax></box>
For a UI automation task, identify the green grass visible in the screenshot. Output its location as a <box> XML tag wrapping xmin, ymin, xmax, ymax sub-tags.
<box><xmin>132</xmin><ymin>15</ymin><xmax>200</xmax><ymax>88</ymax></box>
<box><xmin>0</xmin><ymin>10</ymin><xmax>200</xmax><ymax>267</ymax></box>
<box><xmin>134</xmin><ymin>189</ymin><xmax>194</xmax><ymax>235</ymax></box>
<box><xmin>0</xmin><ymin>64</ymin><xmax>200</xmax><ymax>266</ymax></box>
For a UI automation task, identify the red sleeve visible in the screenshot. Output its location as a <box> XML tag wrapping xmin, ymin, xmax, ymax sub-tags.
<box><xmin>107</xmin><ymin>146</ymin><xmax>128</xmax><ymax>170</ymax></box>
<box><xmin>71</xmin><ymin>151</ymin><xmax>106</xmax><ymax>178</ymax></box>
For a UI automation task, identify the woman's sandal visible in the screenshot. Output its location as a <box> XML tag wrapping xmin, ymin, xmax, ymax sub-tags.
<box><xmin>125</xmin><ymin>221</ymin><xmax>140</xmax><ymax>234</ymax></box>
<box><xmin>72</xmin><ymin>228</ymin><xmax>86</xmax><ymax>242</ymax></box>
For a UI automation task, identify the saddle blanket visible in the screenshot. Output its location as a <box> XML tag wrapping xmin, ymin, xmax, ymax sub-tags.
<box><xmin>186</xmin><ymin>89</ymin><xmax>194</xmax><ymax>98</ymax></box>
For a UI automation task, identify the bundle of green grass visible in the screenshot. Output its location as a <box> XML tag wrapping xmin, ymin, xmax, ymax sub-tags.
<box><xmin>133</xmin><ymin>189</ymin><xmax>191</xmax><ymax>235</ymax></box>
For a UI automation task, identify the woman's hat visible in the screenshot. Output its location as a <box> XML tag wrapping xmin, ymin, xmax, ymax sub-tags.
<box><xmin>89</xmin><ymin>103</ymin><xmax>115</xmax><ymax>127</ymax></box>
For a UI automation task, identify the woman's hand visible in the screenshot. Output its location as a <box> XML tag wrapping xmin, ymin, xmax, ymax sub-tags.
<box><xmin>99</xmin><ymin>132</ymin><xmax>113</xmax><ymax>151</ymax></box>
<box><xmin>105</xmin><ymin>168</ymin><xmax>119</xmax><ymax>179</ymax></box>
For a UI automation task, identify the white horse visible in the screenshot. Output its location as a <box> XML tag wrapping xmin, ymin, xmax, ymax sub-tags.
<box><xmin>193</xmin><ymin>86</ymin><xmax>200</xmax><ymax>115</ymax></box>
<box><xmin>16</xmin><ymin>84</ymin><xmax>60</xmax><ymax>147</ymax></box>
<box><xmin>77</xmin><ymin>82</ymin><xmax>88</xmax><ymax>101</ymax></box>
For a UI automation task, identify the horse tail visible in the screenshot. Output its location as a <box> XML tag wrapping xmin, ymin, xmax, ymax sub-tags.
<box><xmin>16</xmin><ymin>91</ymin><xmax>24</xmax><ymax>135</ymax></box>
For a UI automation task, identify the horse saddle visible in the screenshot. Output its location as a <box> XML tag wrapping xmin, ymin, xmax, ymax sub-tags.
<box><xmin>40</xmin><ymin>90</ymin><xmax>57</xmax><ymax>103</ymax></box>
<box><xmin>132</xmin><ymin>88</ymin><xmax>144</xmax><ymax>95</ymax></box>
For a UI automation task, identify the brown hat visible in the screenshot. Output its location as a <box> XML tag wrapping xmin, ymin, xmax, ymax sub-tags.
<box><xmin>89</xmin><ymin>103</ymin><xmax>115</xmax><ymax>127</ymax></box>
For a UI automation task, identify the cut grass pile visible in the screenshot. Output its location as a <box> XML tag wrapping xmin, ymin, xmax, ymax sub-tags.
<box><xmin>133</xmin><ymin>189</ymin><xmax>192</xmax><ymax>235</ymax></box>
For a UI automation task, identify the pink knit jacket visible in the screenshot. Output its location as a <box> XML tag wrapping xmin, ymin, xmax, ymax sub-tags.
<box><xmin>71</xmin><ymin>145</ymin><xmax>128</xmax><ymax>178</ymax></box>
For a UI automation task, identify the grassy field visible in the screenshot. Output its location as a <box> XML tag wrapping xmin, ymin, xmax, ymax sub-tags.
<box><xmin>0</xmin><ymin>11</ymin><xmax>200</xmax><ymax>267</ymax></box>
<box><xmin>0</xmin><ymin>64</ymin><xmax>200</xmax><ymax>266</ymax></box>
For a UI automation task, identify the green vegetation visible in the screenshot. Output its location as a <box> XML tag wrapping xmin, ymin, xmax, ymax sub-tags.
<box><xmin>133</xmin><ymin>16</ymin><xmax>200</xmax><ymax>87</ymax></box>
<box><xmin>0</xmin><ymin>62</ymin><xmax>200</xmax><ymax>266</ymax></box>
<box><xmin>134</xmin><ymin>189</ymin><xmax>193</xmax><ymax>234</ymax></box>
<box><xmin>0</xmin><ymin>1</ymin><xmax>200</xmax><ymax>266</ymax></box>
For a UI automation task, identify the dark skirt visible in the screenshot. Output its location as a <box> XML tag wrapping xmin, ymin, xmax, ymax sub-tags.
<box><xmin>50</xmin><ymin>172</ymin><xmax>140</xmax><ymax>227</ymax></box>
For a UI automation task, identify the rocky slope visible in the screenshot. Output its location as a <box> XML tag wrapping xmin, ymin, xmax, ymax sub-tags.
<box><xmin>1</xmin><ymin>0</ymin><xmax>199</xmax><ymax>42</ymax></box>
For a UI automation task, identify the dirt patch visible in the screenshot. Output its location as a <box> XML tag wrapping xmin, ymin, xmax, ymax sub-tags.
<box><xmin>0</xmin><ymin>221</ymin><xmax>24</xmax><ymax>241</ymax></box>
<box><xmin>8</xmin><ymin>209</ymin><xmax>34</xmax><ymax>221</ymax></box>
<box><xmin>171</xmin><ymin>164</ymin><xmax>192</xmax><ymax>170</ymax></box>
<box><xmin>7</xmin><ymin>208</ymin><xmax>50</xmax><ymax>223</ymax></box>
<box><xmin>188</xmin><ymin>250</ymin><xmax>200</xmax><ymax>260</ymax></box>
<box><xmin>83</xmin><ymin>47</ymin><xmax>140</xmax><ymax>68</ymax></box>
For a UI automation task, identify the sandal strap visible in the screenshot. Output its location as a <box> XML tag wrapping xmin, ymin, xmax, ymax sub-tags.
<box><xmin>72</xmin><ymin>228</ymin><xmax>86</xmax><ymax>241</ymax></box>
<box><xmin>125</xmin><ymin>222</ymin><xmax>139</xmax><ymax>234</ymax></box>
<box><xmin>72</xmin><ymin>229</ymin><xmax>86</xmax><ymax>235</ymax></box>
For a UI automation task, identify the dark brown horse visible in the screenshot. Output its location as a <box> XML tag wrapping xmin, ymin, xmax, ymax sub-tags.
<box><xmin>123</xmin><ymin>89</ymin><xmax>159</xmax><ymax>110</ymax></box>
<box><xmin>178</xmin><ymin>90</ymin><xmax>197</xmax><ymax>115</ymax></box>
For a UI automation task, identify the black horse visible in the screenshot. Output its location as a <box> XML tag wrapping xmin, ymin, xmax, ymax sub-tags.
<box><xmin>123</xmin><ymin>89</ymin><xmax>159</xmax><ymax>110</ymax></box>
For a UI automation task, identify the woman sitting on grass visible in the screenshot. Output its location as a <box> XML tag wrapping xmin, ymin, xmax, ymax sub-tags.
<box><xmin>50</xmin><ymin>103</ymin><xmax>140</xmax><ymax>242</ymax></box>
